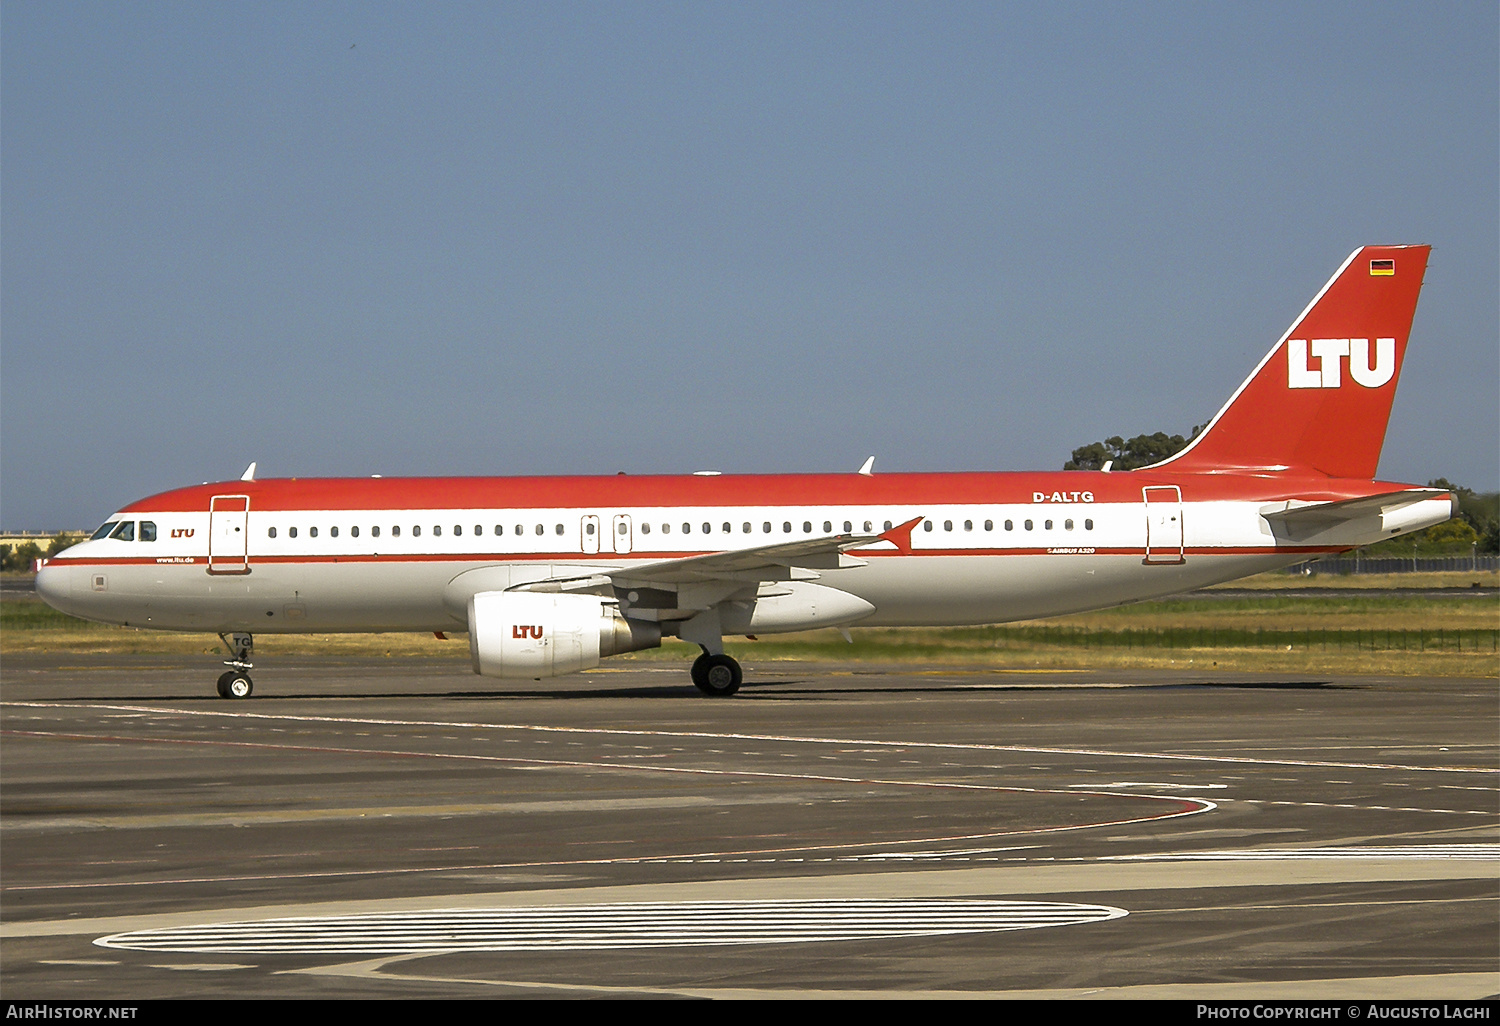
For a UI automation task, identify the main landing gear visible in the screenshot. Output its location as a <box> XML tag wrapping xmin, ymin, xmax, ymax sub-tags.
<box><xmin>216</xmin><ymin>632</ymin><xmax>254</xmax><ymax>699</ymax></box>
<box><xmin>690</xmin><ymin>650</ymin><xmax>742</xmax><ymax>696</ymax></box>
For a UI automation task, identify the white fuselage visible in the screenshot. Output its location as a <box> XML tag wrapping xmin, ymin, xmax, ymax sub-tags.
<box><xmin>35</xmin><ymin>479</ymin><xmax>1453</xmax><ymax>636</ymax></box>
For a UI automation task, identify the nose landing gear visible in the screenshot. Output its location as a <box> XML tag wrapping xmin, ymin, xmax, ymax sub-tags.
<box><xmin>216</xmin><ymin>670</ymin><xmax>253</xmax><ymax>698</ymax></box>
<box><xmin>216</xmin><ymin>632</ymin><xmax>254</xmax><ymax>698</ymax></box>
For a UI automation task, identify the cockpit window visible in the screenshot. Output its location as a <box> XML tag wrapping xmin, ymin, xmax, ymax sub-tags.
<box><xmin>139</xmin><ymin>521</ymin><xmax>157</xmax><ymax>542</ymax></box>
<box><xmin>91</xmin><ymin>521</ymin><xmax>119</xmax><ymax>540</ymax></box>
<box><xmin>109</xmin><ymin>521</ymin><xmax>135</xmax><ymax>542</ymax></box>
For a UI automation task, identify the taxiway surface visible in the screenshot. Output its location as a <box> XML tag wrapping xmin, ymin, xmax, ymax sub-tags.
<box><xmin>2</xmin><ymin>654</ymin><xmax>1496</xmax><ymax>999</ymax></box>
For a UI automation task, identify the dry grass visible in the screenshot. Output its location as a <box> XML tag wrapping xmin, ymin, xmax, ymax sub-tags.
<box><xmin>1207</xmin><ymin>569</ymin><xmax>1498</xmax><ymax>590</ymax></box>
<box><xmin>1034</xmin><ymin>596</ymin><xmax>1498</xmax><ymax>632</ymax></box>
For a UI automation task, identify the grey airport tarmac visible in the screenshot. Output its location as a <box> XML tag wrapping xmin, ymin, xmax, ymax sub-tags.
<box><xmin>1</xmin><ymin>651</ymin><xmax>1495</xmax><ymax>1000</ymax></box>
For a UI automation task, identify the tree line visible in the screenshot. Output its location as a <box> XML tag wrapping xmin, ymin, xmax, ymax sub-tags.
<box><xmin>0</xmin><ymin>534</ymin><xmax>84</xmax><ymax>572</ymax></box>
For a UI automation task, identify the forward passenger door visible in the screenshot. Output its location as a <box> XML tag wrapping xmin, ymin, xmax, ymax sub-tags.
<box><xmin>208</xmin><ymin>495</ymin><xmax>250</xmax><ymax>574</ymax></box>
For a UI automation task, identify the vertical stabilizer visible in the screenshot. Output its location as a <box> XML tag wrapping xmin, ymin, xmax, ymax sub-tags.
<box><xmin>1154</xmin><ymin>245</ymin><xmax>1430</xmax><ymax>479</ymax></box>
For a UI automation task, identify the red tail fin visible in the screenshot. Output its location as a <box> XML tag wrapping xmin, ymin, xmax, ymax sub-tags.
<box><xmin>1155</xmin><ymin>245</ymin><xmax>1430</xmax><ymax>479</ymax></box>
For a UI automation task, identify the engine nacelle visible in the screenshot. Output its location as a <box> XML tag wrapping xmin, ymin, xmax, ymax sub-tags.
<box><xmin>468</xmin><ymin>591</ymin><xmax>660</xmax><ymax>678</ymax></box>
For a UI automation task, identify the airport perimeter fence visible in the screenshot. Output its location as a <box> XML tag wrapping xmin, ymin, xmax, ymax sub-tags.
<box><xmin>1285</xmin><ymin>555</ymin><xmax>1499</xmax><ymax>575</ymax></box>
<box><xmin>989</xmin><ymin>624</ymin><xmax>1499</xmax><ymax>653</ymax></box>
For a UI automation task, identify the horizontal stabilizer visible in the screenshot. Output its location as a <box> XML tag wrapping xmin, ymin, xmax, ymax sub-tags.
<box><xmin>1260</xmin><ymin>489</ymin><xmax>1451</xmax><ymax>525</ymax></box>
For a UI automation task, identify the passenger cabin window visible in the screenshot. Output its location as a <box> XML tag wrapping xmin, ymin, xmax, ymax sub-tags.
<box><xmin>390</xmin><ymin>525</ymin><xmax>398</xmax><ymax>537</ymax></box>
<box><xmin>139</xmin><ymin>521</ymin><xmax>156</xmax><ymax>542</ymax></box>
<box><xmin>1004</xmin><ymin>520</ymin><xmax>1013</xmax><ymax>531</ymax></box>
<box><xmin>743</xmin><ymin>522</ymin><xmax>751</xmax><ymax>533</ymax></box>
<box><xmin>91</xmin><ymin>521</ymin><xmax>119</xmax><ymax>540</ymax></box>
<box><xmin>1044</xmin><ymin>520</ymin><xmax>1053</xmax><ymax>530</ymax></box>
<box><xmin>843</xmin><ymin>521</ymin><xmax>852</xmax><ymax>533</ymax></box>
<box><xmin>763</xmin><ymin>522</ymin><xmax>772</xmax><ymax>533</ymax></box>
<box><xmin>922</xmin><ymin>520</ymin><xmax>933</xmax><ymax>532</ymax></box>
<box><xmin>268</xmin><ymin>527</ymin><xmax>277</xmax><ymax>539</ymax></box>
<box><xmin>534</xmin><ymin>524</ymin><xmax>543</xmax><ymax>536</ymax></box>
<box><xmin>474</xmin><ymin>524</ymin><xmax>482</xmax><ymax>536</ymax></box>
<box><xmin>642</xmin><ymin>523</ymin><xmax>652</xmax><ymax>534</ymax></box>
<box><xmin>330</xmin><ymin>526</ymin><xmax>339</xmax><ymax>538</ymax></box>
<box><xmin>1024</xmin><ymin>520</ymin><xmax>1033</xmax><ymax>531</ymax></box>
<box><xmin>413</xmin><ymin>526</ymin><xmax>421</xmax><ymax>537</ymax></box>
<box><xmin>585</xmin><ymin>522</ymin><xmax>596</xmax><ymax>535</ymax></box>
<box><xmin>433</xmin><ymin>526</ymin><xmax>441</xmax><ymax>537</ymax></box>
<box><xmin>984</xmin><ymin>520</ymin><xmax>993</xmax><ymax>531</ymax></box>
<box><xmin>310</xmin><ymin>527</ymin><xmax>318</xmax><ymax>538</ymax></box>
<box><xmin>109</xmin><ymin>521</ymin><xmax>135</xmax><ymax>541</ymax></box>
<box><xmin>352</xmin><ymin>526</ymin><xmax>360</xmax><ymax>538</ymax></box>
<box><xmin>290</xmin><ymin>527</ymin><xmax>298</xmax><ymax>538</ymax></box>
<box><xmin>555</xmin><ymin>524</ymin><xmax>564</xmax><ymax>535</ymax></box>
<box><xmin>1085</xmin><ymin>519</ymin><xmax>1094</xmax><ymax>530</ymax></box>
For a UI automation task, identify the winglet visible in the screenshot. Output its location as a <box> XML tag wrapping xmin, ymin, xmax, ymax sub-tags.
<box><xmin>857</xmin><ymin>456</ymin><xmax>875</xmax><ymax>476</ymax></box>
<box><xmin>870</xmin><ymin>516</ymin><xmax>923</xmax><ymax>554</ymax></box>
<box><xmin>240</xmin><ymin>462</ymin><xmax>257</xmax><ymax>482</ymax></box>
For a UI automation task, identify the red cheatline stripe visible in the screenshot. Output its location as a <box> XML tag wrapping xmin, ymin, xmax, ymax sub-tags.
<box><xmin>47</xmin><ymin>545</ymin><xmax>1348</xmax><ymax>569</ymax></box>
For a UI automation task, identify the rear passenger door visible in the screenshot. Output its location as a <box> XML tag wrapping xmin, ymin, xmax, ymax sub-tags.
<box><xmin>1142</xmin><ymin>486</ymin><xmax>1185</xmax><ymax>565</ymax></box>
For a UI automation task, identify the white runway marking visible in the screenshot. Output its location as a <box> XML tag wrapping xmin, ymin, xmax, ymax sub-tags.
<box><xmin>1107</xmin><ymin>844</ymin><xmax>1500</xmax><ymax>861</ymax></box>
<box><xmin>95</xmin><ymin>899</ymin><xmax>1128</xmax><ymax>954</ymax></box>
<box><xmin>1251</xmin><ymin>800</ymin><xmax>1494</xmax><ymax>816</ymax></box>
<box><xmin>1079</xmin><ymin>781</ymin><xmax>1229</xmax><ymax>789</ymax></box>
<box><xmin>8</xmin><ymin>701</ymin><xmax>1492</xmax><ymax>774</ymax></box>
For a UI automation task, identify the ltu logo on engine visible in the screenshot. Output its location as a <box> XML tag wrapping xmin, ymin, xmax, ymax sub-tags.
<box><xmin>1287</xmin><ymin>338</ymin><xmax>1395</xmax><ymax>389</ymax></box>
<box><xmin>512</xmin><ymin>625</ymin><xmax>544</xmax><ymax>639</ymax></box>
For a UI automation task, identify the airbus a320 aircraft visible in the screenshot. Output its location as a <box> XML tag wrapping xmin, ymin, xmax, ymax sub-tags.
<box><xmin>37</xmin><ymin>245</ymin><xmax>1453</xmax><ymax>698</ymax></box>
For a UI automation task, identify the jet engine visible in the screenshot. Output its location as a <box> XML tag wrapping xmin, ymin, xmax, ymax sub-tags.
<box><xmin>468</xmin><ymin>591</ymin><xmax>660</xmax><ymax>678</ymax></box>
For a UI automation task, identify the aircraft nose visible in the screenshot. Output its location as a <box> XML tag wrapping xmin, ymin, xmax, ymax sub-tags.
<box><xmin>34</xmin><ymin>562</ymin><xmax>71</xmax><ymax>611</ymax></box>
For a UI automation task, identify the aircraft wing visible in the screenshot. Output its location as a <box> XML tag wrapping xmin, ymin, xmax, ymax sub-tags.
<box><xmin>515</xmin><ymin>518</ymin><xmax>922</xmax><ymax>594</ymax></box>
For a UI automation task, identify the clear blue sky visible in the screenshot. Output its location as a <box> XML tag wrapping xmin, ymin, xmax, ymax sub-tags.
<box><xmin>3</xmin><ymin>2</ymin><xmax>1496</xmax><ymax>529</ymax></box>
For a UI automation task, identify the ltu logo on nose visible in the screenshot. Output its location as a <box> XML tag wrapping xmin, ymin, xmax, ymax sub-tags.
<box><xmin>1287</xmin><ymin>338</ymin><xmax>1395</xmax><ymax>389</ymax></box>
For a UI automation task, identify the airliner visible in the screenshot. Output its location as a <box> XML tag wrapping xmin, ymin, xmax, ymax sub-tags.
<box><xmin>36</xmin><ymin>245</ymin><xmax>1453</xmax><ymax>698</ymax></box>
